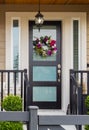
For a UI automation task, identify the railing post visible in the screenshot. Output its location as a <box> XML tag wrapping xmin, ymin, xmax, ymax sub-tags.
<box><xmin>28</xmin><ymin>106</ymin><xmax>38</xmax><ymax>130</ymax></box>
<box><xmin>77</xmin><ymin>87</ymin><xmax>82</xmax><ymax>130</ymax></box>
<box><xmin>70</xmin><ymin>69</ymin><xmax>74</xmax><ymax>114</ymax></box>
<box><xmin>77</xmin><ymin>87</ymin><xmax>82</xmax><ymax>114</ymax></box>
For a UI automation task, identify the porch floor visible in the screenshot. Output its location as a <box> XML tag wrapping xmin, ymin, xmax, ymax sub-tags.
<box><xmin>38</xmin><ymin>109</ymin><xmax>66</xmax><ymax>115</ymax></box>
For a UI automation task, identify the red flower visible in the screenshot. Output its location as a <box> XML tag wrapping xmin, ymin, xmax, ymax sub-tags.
<box><xmin>36</xmin><ymin>38</ymin><xmax>39</xmax><ymax>43</ymax></box>
<box><xmin>50</xmin><ymin>40</ymin><xmax>56</xmax><ymax>46</ymax></box>
<box><xmin>53</xmin><ymin>47</ymin><xmax>57</xmax><ymax>51</ymax></box>
<box><xmin>52</xmin><ymin>48</ymin><xmax>57</xmax><ymax>53</ymax></box>
<box><xmin>36</xmin><ymin>43</ymin><xmax>42</xmax><ymax>48</ymax></box>
<box><xmin>44</xmin><ymin>37</ymin><xmax>48</xmax><ymax>42</ymax></box>
<box><xmin>47</xmin><ymin>50</ymin><xmax>52</xmax><ymax>56</ymax></box>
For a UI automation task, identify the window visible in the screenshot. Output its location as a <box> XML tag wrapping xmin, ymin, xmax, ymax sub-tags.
<box><xmin>12</xmin><ymin>20</ymin><xmax>20</xmax><ymax>70</ymax></box>
<box><xmin>73</xmin><ymin>20</ymin><xmax>79</xmax><ymax>70</ymax></box>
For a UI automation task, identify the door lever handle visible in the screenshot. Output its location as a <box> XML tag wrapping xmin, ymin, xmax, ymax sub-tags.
<box><xmin>58</xmin><ymin>69</ymin><xmax>61</xmax><ymax>74</ymax></box>
<box><xmin>58</xmin><ymin>64</ymin><xmax>61</xmax><ymax>69</ymax></box>
<box><xmin>57</xmin><ymin>69</ymin><xmax>61</xmax><ymax>82</ymax></box>
<box><xmin>57</xmin><ymin>64</ymin><xmax>61</xmax><ymax>82</ymax></box>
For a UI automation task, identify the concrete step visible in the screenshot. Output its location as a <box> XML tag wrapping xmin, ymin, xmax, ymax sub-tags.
<box><xmin>23</xmin><ymin>125</ymin><xmax>27</xmax><ymax>130</ymax></box>
<box><xmin>61</xmin><ymin>125</ymin><xmax>76</xmax><ymax>130</ymax></box>
<box><xmin>38</xmin><ymin>110</ymin><xmax>76</xmax><ymax>130</ymax></box>
<box><xmin>23</xmin><ymin>124</ymin><xmax>76</xmax><ymax>130</ymax></box>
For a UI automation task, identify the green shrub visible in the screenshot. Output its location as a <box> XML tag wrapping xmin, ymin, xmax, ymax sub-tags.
<box><xmin>85</xmin><ymin>125</ymin><xmax>89</xmax><ymax>130</ymax></box>
<box><xmin>85</xmin><ymin>96</ymin><xmax>89</xmax><ymax>130</ymax></box>
<box><xmin>0</xmin><ymin>95</ymin><xmax>23</xmax><ymax>130</ymax></box>
<box><xmin>2</xmin><ymin>95</ymin><xmax>22</xmax><ymax>111</ymax></box>
<box><xmin>85</xmin><ymin>96</ymin><xmax>89</xmax><ymax>111</ymax></box>
<box><xmin>0</xmin><ymin>122</ymin><xmax>23</xmax><ymax>130</ymax></box>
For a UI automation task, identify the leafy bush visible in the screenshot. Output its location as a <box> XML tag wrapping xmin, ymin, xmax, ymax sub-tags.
<box><xmin>85</xmin><ymin>96</ymin><xmax>89</xmax><ymax>111</ymax></box>
<box><xmin>2</xmin><ymin>95</ymin><xmax>22</xmax><ymax>111</ymax></box>
<box><xmin>85</xmin><ymin>125</ymin><xmax>89</xmax><ymax>130</ymax></box>
<box><xmin>85</xmin><ymin>96</ymin><xmax>89</xmax><ymax>130</ymax></box>
<box><xmin>0</xmin><ymin>95</ymin><xmax>23</xmax><ymax>130</ymax></box>
<box><xmin>0</xmin><ymin>122</ymin><xmax>23</xmax><ymax>130</ymax></box>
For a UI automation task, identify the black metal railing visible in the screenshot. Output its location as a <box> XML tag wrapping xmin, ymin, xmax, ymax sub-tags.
<box><xmin>70</xmin><ymin>70</ymin><xmax>82</xmax><ymax>115</ymax></box>
<box><xmin>24</xmin><ymin>69</ymin><xmax>30</xmax><ymax>111</ymax></box>
<box><xmin>0</xmin><ymin>69</ymin><xmax>28</xmax><ymax>111</ymax></box>
<box><xmin>70</xmin><ymin>69</ymin><xmax>83</xmax><ymax>130</ymax></box>
<box><xmin>70</xmin><ymin>69</ymin><xmax>89</xmax><ymax>115</ymax></box>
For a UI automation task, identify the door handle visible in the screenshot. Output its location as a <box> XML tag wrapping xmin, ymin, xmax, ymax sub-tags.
<box><xmin>58</xmin><ymin>64</ymin><xmax>61</xmax><ymax>69</ymax></box>
<box><xmin>57</xmin><ymin>64</ymin><xmax>61</xmax><ymax>82</ymax></box>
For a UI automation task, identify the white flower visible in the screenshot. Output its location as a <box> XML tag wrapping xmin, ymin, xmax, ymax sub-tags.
<box><xmin>54</xmin><ymin>44</ymin><xmax>56</xmax><ymax>47</ymax></box>
<box><xmin>53</xmin><ymin>50</ymin><xmax>57</xmax><ymax>54</ymax></box>
<box><xmin>42</xmin><ymin>46</ymin><xmax>48</xmax><ymax>50</ymax></box>
<box><xmin>46</xmin><ymin>40</ymin><xmax>49</xmax><ymax>44</ymax></box>
<box><xmin>52</xmin><ymin>46</ymin><xmax>55</xmax><ymax>48</ymax></box>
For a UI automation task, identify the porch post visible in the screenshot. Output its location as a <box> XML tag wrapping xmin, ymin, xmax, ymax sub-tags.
<box><xmin>28</xmin><ymin>106</ymin><xmax>38</xmax><ymax>130</ymax></box>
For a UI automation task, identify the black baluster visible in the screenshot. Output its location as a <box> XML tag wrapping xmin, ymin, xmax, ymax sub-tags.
<box><xmin>8</xmin><ymin>72</ymin><xmax>10</xmax><ymax>95</ymax></box>
<box><xmin>14</xmin><ymin>72</ymin><xmax>16</xmax><ymax>95</ymax></box>
<box><xmin>21</xmin><ymin>72</ymin><xmax>23</xmax><ymax>98</ymax></box>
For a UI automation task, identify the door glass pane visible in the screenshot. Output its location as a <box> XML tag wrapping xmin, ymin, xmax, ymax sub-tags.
<box><xmin>33</xmin><ymin>86</ymin><xmax>56</xmax><ymax>102</ymax></box>
<box><xmin>33</xmin><ymin>66</ymin><xmax>56</xmax><ymax>81</ymax></box>
<box><xmin>33</xmin><ymin>26</ymin><xmax>57</xmax><ymax>61</ymax></box>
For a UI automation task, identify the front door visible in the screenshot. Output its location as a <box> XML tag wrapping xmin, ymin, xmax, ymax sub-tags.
<box><xmin>29</xmin><ymin>21</ymin><xmax>62</xmax><ymax>109</ymax></box>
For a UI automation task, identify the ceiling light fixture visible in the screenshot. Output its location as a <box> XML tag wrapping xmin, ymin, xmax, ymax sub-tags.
<box><xmin>35</xmin><ymin>0</ymin><xmax>44</xmax><ymax>31</ymax></box>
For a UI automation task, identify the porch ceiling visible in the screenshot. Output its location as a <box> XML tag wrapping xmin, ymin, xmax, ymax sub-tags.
<box><xmin>0</xmin><ymin>0</ymin><xmax>89</xmax><ymax>5</ymax></box>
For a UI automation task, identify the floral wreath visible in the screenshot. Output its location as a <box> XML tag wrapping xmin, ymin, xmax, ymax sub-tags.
<box><xmin>33</xmin><ymin>36</ymin><xmax>57</xmax><ymax>57</ymax></box>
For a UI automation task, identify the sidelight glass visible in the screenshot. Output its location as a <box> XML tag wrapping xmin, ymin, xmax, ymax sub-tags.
<box><xmin>12</xmin><ymin>20</ymin><xmax>19</xmax><ymax>70</ymax></box>
<box><xmin>12</xmin><ymin>20</ymin><xmax>20</xmax><ymax>81</ymax></box>
<box><xmin>73</xmin><ymin>20</ymin><xmax>79</xmax><ymax>70</ymax></box>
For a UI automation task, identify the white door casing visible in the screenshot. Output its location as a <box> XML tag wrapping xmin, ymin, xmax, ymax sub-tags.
<box><xmin>6</xmin><ymin>12</ymin><xmax>87</xmax><ymax>112</ymax></box>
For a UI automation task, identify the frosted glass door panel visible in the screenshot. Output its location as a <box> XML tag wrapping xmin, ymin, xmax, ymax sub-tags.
<box><xmin>33</xmin><ymin>26</ymin><xmax>57</xmax><ymax>61</ymax></box>
<box><xmin>33</xmin><ymin>87</ymin><xmax>56</xmax><ymax>102</ymax></box>
<box><xmin>33</xmin><ymin>66</ymin><xmax>56</xmax><ymax>81</ymax></box>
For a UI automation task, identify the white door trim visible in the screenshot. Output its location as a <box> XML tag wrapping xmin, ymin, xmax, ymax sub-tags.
<box><xmin>6</xmin><ymin>12</ymin><xmax>87</xmax><ymax>112</ymax></box>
